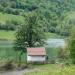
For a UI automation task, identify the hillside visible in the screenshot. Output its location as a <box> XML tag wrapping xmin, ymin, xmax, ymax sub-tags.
<box><xmin>0</xmin><ymin>0</ymin><xmax>75</xmax><ymax>37</ymax></box>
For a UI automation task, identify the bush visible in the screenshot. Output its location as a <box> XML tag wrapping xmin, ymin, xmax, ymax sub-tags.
<box><xmin>4</xmin><ymin>7</ymin><xmax>20</xmax><ymax>15</ymax></box>
<box><xmin>57</xmin><ymin>47</ymin><xmax>68</xmax><ymax>62</ymax></box>
<box><xmin>0</xmin><ymin>24</ymin><xmax>16</xmax><ymax>31</ymax></box>
<box><xmin>69</xmin><ymin>27</ymin><xmax>75</xmax><ymax>64</ymax></box>
<box><xmin>49</xmin><ymin>27</ymin><xmax>55</xmax><ymax>33</ymax></box>
<box><xmin>0</xmin><ymin>20</ymin><xmax>18</xmax><ymax>31</ymax></box>
<box><xmin>0</xmin><ymin>5</ymin><xmax>4</xmax><ymax>12</ymax></box>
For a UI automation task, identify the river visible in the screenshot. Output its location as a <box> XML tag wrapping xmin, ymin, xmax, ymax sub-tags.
<box><xmin>46</xmin><ymin>39</ymin><xmax>65</xmax><ymax>48</ymax></box>
<box><xmin>0</xmin><ymin>39</ymin><xmax>65</xmax><ymax>48</ymax></box>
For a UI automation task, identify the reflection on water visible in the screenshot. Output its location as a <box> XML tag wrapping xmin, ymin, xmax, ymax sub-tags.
<box><xmin>46</xmin><ymin>39</ymin><xmax>65</xmax><ymax>48</ymax></box>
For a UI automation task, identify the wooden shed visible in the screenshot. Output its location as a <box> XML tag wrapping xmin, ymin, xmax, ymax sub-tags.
<box><xmin>27</xmin><ymin>47</ymin><xmax>46</xmax><ymax>63</ymax></box>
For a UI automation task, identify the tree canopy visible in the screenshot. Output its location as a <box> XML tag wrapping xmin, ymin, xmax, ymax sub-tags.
<box><xmin>14</xmin><ymin>12</ymin><xmax>45</xmax><ymax>52</ymax></box>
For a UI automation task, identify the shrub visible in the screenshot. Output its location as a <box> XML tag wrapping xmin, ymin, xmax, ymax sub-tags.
<box><xmin>0</xmin><ymin>61</ymin><xmax>14</xmax><ymax>71</ymax></box>
<box><xmin>0</xmin><ymin>24</ymin><xmax>15</xmax><ymax>31</ymax></box>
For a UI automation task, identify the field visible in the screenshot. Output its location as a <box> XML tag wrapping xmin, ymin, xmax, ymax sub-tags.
<box><xmin>24</xmin><ymin>64</ymin><xmax>75</xmax><ymax>75</ymax></box>
<box><xmin>0</xmin><ymin>13</ymin><xmax>24</xmax><ymax>24</ymax></box>
<box><xmin>0</xmin><ymin>30</ymin><xmax>15</xmax><ymax>40</ymax></box>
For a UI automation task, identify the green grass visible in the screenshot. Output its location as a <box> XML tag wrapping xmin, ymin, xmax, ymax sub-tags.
<box><xmin>0</xmin><ymin>30</ymin><xmax>61</xmax><ymax>41</ymax></box>
<box><xmin>0</xmin><ymin>47</ymin><xmax>15</xmax><ymax>62</ymax></box>
<box><xmin>0</xmin><ymin>46</ymin><xmax>26</xmax><ymax>63</ymax></box>
<box><xmin>24</xmin><ymin>64</ymin><xmax>75</xmax><ymax>75</ymax></box>
<box><xmin>45</xmin><ymin>32</ymin><xmax>61</xmax><ymax>39</ymax></box>
<box><xmin>0</xmin><ymin>12</ymin><xmax>24</xmax><ymax>24</ymax></box>
<box><xmin>0</xmin><ymin>30</ymin><xmax>15</xmax><ymax>40</ymax></box>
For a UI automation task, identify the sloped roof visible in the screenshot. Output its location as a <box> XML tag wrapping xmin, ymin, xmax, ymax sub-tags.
<box><xmin>27</xmin><ymin>47</ymin><xmax>46</xmax><ymax>56</ymax></box>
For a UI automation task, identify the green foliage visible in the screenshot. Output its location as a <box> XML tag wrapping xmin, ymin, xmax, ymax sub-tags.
<box><xmin>0</xmin><ymin>22</ymin><xmax>15</xmax><ymax>31</ymax></box>
<box><xmin>69</xmin><ymin>27</ymin><xmax>75</xmax><ymax>64</ymax></box>
<box><xmin>0</xmin><ymin>30</ymin><xmax>60</xmax><ymax>41</ymax></box>
<box><xmin>0</xmin><ymin>0</ymin><xmax>75</xmax><ymax>36</ymax></box>
<box><xmin>14</xmin><ymin>12</ymin><xmax>45</xmax><ymax>52</ymax></box>
<box><xmin>57</xmin><ymin>47</ymin><xmax>68</xmax><ymax>62</ymax></box>
<box><xmin>0</xmin><ymin>13</ymin><xmax>24</xmax><ymax>24</ymax></box>
<box><xmin>24</xmin><ymin>64</ymin><xmax>75</xmax><ymax>75</ymax></box>
<box><xmin>0</xmin><ymin>46</ymin><xmax>26</xmax><ymax>63</ymax></box>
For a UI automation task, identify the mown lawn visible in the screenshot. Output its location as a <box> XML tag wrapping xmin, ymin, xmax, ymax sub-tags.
<box><xmin>24</xmin><ymin>64</ymin><xmax>75</xmax><ymax>75</ymax></box>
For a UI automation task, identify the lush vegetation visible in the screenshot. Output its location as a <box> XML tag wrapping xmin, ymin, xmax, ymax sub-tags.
<box><xmin>0</xmin><ymin>0</ymin><xmax>75</xmax><ymax>72</ymax></box>
<box><xmin>24</xmin><ymin>64</ymin><xmax>75</xmax><ymax>75</ymax></box>
<box><xmin>69</xmin><ymin>27</ymin><xmax>75</xmax><ymax>64</ymax></box>
<box><xmin>0</xmin><ymin>30</ymin><xmax>59</xmax><ymax>41</ymax></box>
<box><xmin>0</xmin><ymin>0</ymin><xmax>75</xmax><ymax>36</ymax></box>
<box><xmin>15</xmin><ymin>12</ymin><xmax>45</xmax><ymax>51</ymax></box>
<box><xmin>0</xmin><ymin>12</ymin><xmax>24</xmax><ymax>24</ymax></box>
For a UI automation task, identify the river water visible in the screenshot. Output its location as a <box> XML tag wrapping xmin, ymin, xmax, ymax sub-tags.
<box><xmin>0</xmin><ymin>39</ymin><xmax>65</xmax><ymax>48</ymax></box>
<box><xmin>0</xmin><ymin>41</ymin><xmax>13</xmax><ymax>47</ymax></box>
<box><xmin>46</xmin><ymin>39</ymin><xmax>65</xmax><ymax>48</ymax></box>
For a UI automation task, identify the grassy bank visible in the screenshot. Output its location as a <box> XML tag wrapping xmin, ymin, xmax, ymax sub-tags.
<box><xmin>0</xmin><ymin>30</ymin><xmax>61</xmax><ymax>41</ymax></box>
<box><xmin>0</xmin><ymin>30</ymin><xmax>15</xmax><ymax>40</ymax></box>
<box><xmin>0</xmin><ymin>46</ymin><xmax>26</xmax><ymax>63</ymax></box>
<box><xmin>24</xmin><ymin>64</ymin><xmax>75</xmax><ymax>75</ymax></box>
<box><xmin>45</xmin><ymin>32</ymin><xmax>62</xmax><ymax>39</ymax></box>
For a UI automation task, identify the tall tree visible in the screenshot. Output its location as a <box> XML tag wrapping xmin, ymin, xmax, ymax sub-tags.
<box><xmin>14</xmin><ymin>12</ymin><xmax>45</xmax><ymax>61</ymax></box>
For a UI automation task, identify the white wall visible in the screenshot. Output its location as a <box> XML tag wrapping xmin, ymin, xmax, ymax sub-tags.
<box><xmin>27</xmin><ymin>55</ymin><xmax>46</xmax><ymax>62</ymax></box>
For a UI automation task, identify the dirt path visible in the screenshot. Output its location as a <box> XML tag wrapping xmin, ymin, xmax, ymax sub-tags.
<box><xmin>0</xmin><ymin>68</ymin><xmax>37</xmax><ymax>75</ymax></box>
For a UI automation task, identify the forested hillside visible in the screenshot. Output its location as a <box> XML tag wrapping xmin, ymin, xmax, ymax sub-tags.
<box><xmin>0</xmin><ymin>0</ymin><xmax>75</xmax><ymax>36</ymax></box>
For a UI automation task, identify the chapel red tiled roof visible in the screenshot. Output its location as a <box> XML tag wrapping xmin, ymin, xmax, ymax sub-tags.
<box><xmin>27</xmin><ymin>47</ymin><xmax>46</xmax><ymax>56</ymax></box>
